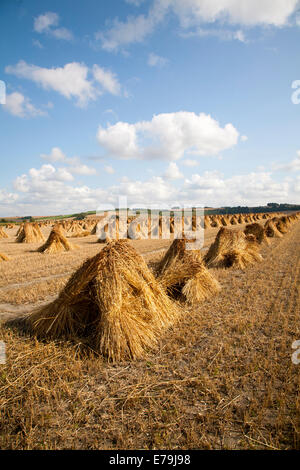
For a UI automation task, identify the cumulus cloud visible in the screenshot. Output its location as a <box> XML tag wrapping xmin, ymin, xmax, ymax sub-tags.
<box><xmin>97</xmin><ymin>0</ymin><xmax>299</xmax><ymax>51</ymax></box>
<box><xmin>40</xmin><ymin>147</ymin><xmax>97</xmax><ymax>175</ymax></box>
<box><xmin>96</xmin><ymin>14</ymin><xmax>157</xmax><ymax>51</ymax></box>
<box><xmin>4</xmin><ymin>164</ymin><xmax>299</xmax><ymax>217</ymax></box>
<box><xmin>125</xmin><ymin>0</ymin><xmax>145</xmax><ymax>6</ymax></box>
<box><xmin>273</xmin><ymin>150</ymin><xmax>300</xmax><ymax>172</ymax></box>
<box><xmin>0</xmin><ymin>189</ymin><xmax>18</xmax><ymax>204</ymax></box>
<box><xmin>148</xmin><ymin>52</ymin><xmax>168</xmax><ymax>67</ymax></box>
<box><xmin>32</xmin><ymin>39</ymin><xmax>44</xmax><ymax>49</ymax></box>
<box><xmin>34</xmin><ymin>12</ymin><xmax>59</xmax><ymax>32</ymax></box>
<box><xmin>104</xmin><ymin>165</ymin><xmax>115</xmax><ymax>174</ymax></box>
<box><xmin>96</xmin><ymin>1</ymin><xmax>167</xmax><ymax>51</ymax></box>
<box><xmin>34</xmin><ymin>12</ymin><xmax>73</xmax><ymax>41</ymax></box>
<box><xmin>5</xmin><ymin>61</ymin><xmax>123</xmax><ymax>107</ymax></box>
<box><xmin>92</xmin><ymin>65</ymin><xmax>121</xmax><ymax>95</ymax></box>
<box><xmin>112</xmin><ymin>175</ymin><xmax>177</xmax><ymax>207</ymax></box>
<box><xmin>182</xmin><ymin>170</ymin><xmax>291</xmax><ymax>206</ymax></box>
<box><xmin>182</xmin><ymin>159</ymin><xmax>198</xmax><ymax>167</ymax></box>
<box><xmin>14</xmin><ymin>165</ymin><xmax>74</xmax><ymax>194</ymax></box>
<box><xmin>68</xmin><ymin>164</ymin><xmax>97</xmax><ymax>176</ymax></box>
<box><xmin>180</xmin><ymin>27</ymin><xmax>248</xmax><ymax>42</ymax></box>
<box><xmin>163</xmin><ymin>162</ymin><xmax>183</xmax><ymax>180</ymax></box>
<box><xmin>41</xmin><ymin>147</ymin><xmax>66</xmax><ymax>162</ymax></box>
<box><xmin>3</xmin><ymin>92</ymin><xmax>46</xmax><ymax>118</ymax></box>
<box><xmin>97</xmin><ymin>111</ymin><xmax>239</xmax><ymax>160</ymax></box>
<box><xmin>165</xmin><ymin>0</ymin><xmax>299</xmax><ymax>28</ymax></box>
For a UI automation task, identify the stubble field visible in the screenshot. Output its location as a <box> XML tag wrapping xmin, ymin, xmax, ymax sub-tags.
<box><xmin>0</xmin><ymin>218</ymin><xmax>299</xmax><ymax>449</ymax></box>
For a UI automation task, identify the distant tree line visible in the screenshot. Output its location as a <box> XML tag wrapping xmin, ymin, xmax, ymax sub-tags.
<box><xmin>205</xmin><ymin>203</ymin><xmax>300</xmax><ymax>215</ymax></box>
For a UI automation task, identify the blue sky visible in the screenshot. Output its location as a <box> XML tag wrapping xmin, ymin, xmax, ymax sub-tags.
<box><xmin>1</xmin><ymin>0</ymin><xmax>300</xmax><ymax>216</ymax></box>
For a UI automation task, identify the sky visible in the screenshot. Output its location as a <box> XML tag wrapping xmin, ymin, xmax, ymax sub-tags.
<box><xmin>0</xmin><ymin>0</ymin><xmax>300</xmax><ymax>216</ymax></box>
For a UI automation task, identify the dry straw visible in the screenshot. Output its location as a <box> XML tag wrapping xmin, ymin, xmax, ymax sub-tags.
<box><xmin>32</xmin><ymin>223</ymin><xmax>46</xmax><ymax>242</ymax></box>
<box><xmin>16</xmin><ymin>222</ymin><xmax>45</xmax><ymax>243</ymax></box>
<box><xmin>0</xmin><ymin>227</ymin><xmax>8</xmax><ymax>239</ymax></box>
<box><xmin>28</xmin><ymin>240</ymin><xmax>180</xmax><ymax>361</ymax></box>
<box><xmin>16</xmin><ymin>224</ymin><xmax>23</xmax><ymax>237</ymax></box>
<box><xmin>244</xmin><ymin>223</ymin><xmax>270</xmax><ymax>245</ymax></box>
<box><xmin>220</xmin><ymin>216</ymin><xmax>228</xmax><ymax>226</ymax></box>
<box><xmin>275</xmin><ymin>216</ymin><xmax>289</xmax><ymax>234</ymax></box>
<box><xmin>38</xmin><ymin>227</ymin><xmax>78</xmax><ymax>253</ymax></box>
<box><xmin>210</xmin><ymin>215</ymin><xmax>221</xmax><ymax>228</ymax></box>
<box><xmin>68</xmin><ymin>229</ymin><xmax>90</xmax><ymax>238</ymax></box>
<box><xmin>264</xmin><ymin>218</ymin><xmax>283</xmax><ymax>238</ymax></box>
<box><xmin>229</xmin><ymin>215</ymin><xmax>238</xmax><ymax>225</ymax></box>
<box><xmin>204</xmin><ymin>215</ymin><xmax>212</xmax><ymax>229</ymax></box>
<box><xmin>156</xmin><ymin>238</ymin><xmax>221</xmax><ymax>305</ymax></box>
<box><xmin>204</xmin><ymin>227</ymin><xmax>262</xmax><ymax>269</ymax></box>
<box><xmin>0</xmin><ymin>252</ymin><xmax>9</xmax><ymax>262</ymax></box>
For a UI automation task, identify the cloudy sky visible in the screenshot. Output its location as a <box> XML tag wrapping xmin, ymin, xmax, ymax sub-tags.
<box><xmin>1</xmin><ymin>0</ymin><xmax>300</xmax><ymax>216</ymax></box>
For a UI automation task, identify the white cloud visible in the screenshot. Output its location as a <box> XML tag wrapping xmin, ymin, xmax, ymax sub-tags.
<box><xmin>96</xmin><ymin>1</ymin><xmax>167</xmax><ymax>51</ymax></box>
<box><xmin>98</xmin><ymin>121</ymin><xmax>140</xmax><ymax>159</ymax></box>
<box><xmin>5</xmin><ymin>164</ymin><xmax>299</xmax><ymax>217</ymax></box>
<box><xmin>4</xmin><ymin>92</ymin><xmax>46</xmax><ymax>118</ymax></box>
<box><xmin>5</xmin><ymin>60</ymin><xmax>123</xmax><ymax>107</ymax></box>
<box><xmin>273</xmin><ymin>150</ymin><xmax>300</xmax><ymax>172</ymax></box>
<box><xmin>125</xmin><ymin>0</ymin><xmax>145</xmax><ymax>6</ymax></box>
<box><xmin>51</xmin><ymin>27</ymin><xmax>73</xmax><ymax>41</ymax></box>
<box><xmin>166</xmin><ymin>0</ymin><xmax>299</xmax><ymax>28</ymax></box>
<box><xmin>241</xmin><ymin>135</ymin><xmax>248</xmax><ymax>142</ymax></box>
<box><xmin>34</xmin><ymin>12</ymin><xmax>59</xmax><ymax>32</ymax></box>
<box><xmin>32</xmin><ymin>39</ymin><xmax>44</xmax><ymax>49</ymax></box>
<box><xmin>97</xmin><ymin>111</ymin><xmax>239</xmax><ymax>161</ymax></box>
<box><xmin>180</xmin><ymin>27</ymin><xmax>248</xmax><ymax>42</ymax></box>
<box><xmin>14</xmin><ymin>165</ymin><xmax>74</xmax><ymax>194</ymax></box>
<box><xmin>112</xmin><ymin>176</ymin><xmax>177</xmax><ymax>207</ymax></box>
<box><xmin>40</xmin><ymin>147</ymin><xmax>96</xmax><ymax>175</ymax></box>
<box><xmin>0</xmin><ymin>189</ymin><xmax>18</xmax><ymax>204</ymax></box>
<box><xmin>181</xmin><ymin>170</ymin><xmax>292</xmax><ymax>206</ymax></box>
<box><xmin>41</xmin><ymin>147</ymin><xmax>67</xmax><ymax>162</ymax></box>
<box><xmin>182</xmin><ymin>159</ymin><xmax>198</xmax><ymax>167</ymax></box>
<box><xmin>163</xmin><ymin>162</ymin><xmax>183</xmax><ymax>179</ymax></box>
<box><xmin>68</xmin><ymin>164</ymin><xmax>97</xmax><ymax>176</ymax></box>
<box><xmin>97</xmin><ymin>0</ymin><xmax>298</xmax><ymax>52</ymax></box>
<box><xmin>148</xmin><ymin>52</ymin><xmax>168</xmax><ymax>67</ymax></box>
<box><xmin>96</xmin><ymin>14</ymin><xmax>157</xmax><ymax>51</ymax></box>
<box><xmin>34</xmin><ymin>12</ymin><xmax>73</xmax><ymax>41</ymax></box>
<box><xmin>104</xmin><ymin>165</ymin><xmax>115</xmax><ymax>174</ymax></box>
<box><xmin>234</xmin><ymin>30</ymin><xmax>246</xmax><ymax>42</ymax></box>
<box><xmin>93</xmin><ymin>65</ymin><xmax>121</xmax><ymax>95</ymax></box>
<box><xmin>6</xmin><ymin>61</ymin><xmax>96</xmax><ymax>107</ymax></box>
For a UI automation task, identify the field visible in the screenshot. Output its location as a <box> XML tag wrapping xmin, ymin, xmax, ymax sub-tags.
<box><xmin>0</xmin><ymin>216</ymin><xmax>299</xmax><ymax>450</ymax></box>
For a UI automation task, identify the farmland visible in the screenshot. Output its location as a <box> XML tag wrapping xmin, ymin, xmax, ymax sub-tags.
<box><xmin>0</xmin><ymin>213</ymin><xmax>299</xmax><ymax>449</ymax></box>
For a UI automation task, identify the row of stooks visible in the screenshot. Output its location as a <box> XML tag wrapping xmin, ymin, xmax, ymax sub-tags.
<box><xmin>1</xmin><ymin>212</ymin><xmax>299</xmax><ymax>362</ymax></box>
<box><xmin>0</xmin><ymin>210</ymin><xmax>290</xmax><ymax>249</ymax></box>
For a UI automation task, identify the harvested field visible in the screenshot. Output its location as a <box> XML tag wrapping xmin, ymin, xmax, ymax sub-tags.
<box><xmin>0</xmin><ymin>216</ymin><xmax>299</xmax><ymax>449</ymax></box>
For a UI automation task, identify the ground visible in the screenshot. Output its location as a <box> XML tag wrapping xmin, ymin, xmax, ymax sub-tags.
<box><xmin>0</xmin><ymin>220</ymin><xmax>299</xmax><ymax>449</ymax></box>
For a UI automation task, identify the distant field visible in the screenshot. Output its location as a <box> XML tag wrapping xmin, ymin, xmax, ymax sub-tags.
<box><xmin>0</xmin><ymin>218</ymin><xmax>299</xmax><ymax>449</ymax></box>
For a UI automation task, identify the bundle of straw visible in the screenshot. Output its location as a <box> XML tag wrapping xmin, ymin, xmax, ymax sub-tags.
<box><xmin>16</xmin><ymin>222</ymin><xmax>44</xmax><ymax>243</ymax></box>
<box><xmin>28</xmin><ymin>240</ymin><xmax>180</xmax><ymax>361</ymax></box>
<box><xmin>204</xmin><ymin>227</ymin><xmax>262</xmax><ymax>269</ymax></box>
<box><xmin>156</xmin><ymin>238</ymin><xmax>220</xmax><ymax>304</ymax></box>
<box><xmin>38</xmin><ymin>227</ymin><xmax>78</xmax><ymax>253</ymax></box>
<box><xmin>264</xmin><ymin>218</ymin><xmax>283</xmax><ymax>238</ymax></box>
<box><xmin>0</xmin><ymin>227</ymin><xmax>8</xmax><ymax>239</ymax></box>
<box><xmin>244</xmin><ymin>223</ymin><xmax>270</xmax><ymax>245</ymax></box>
